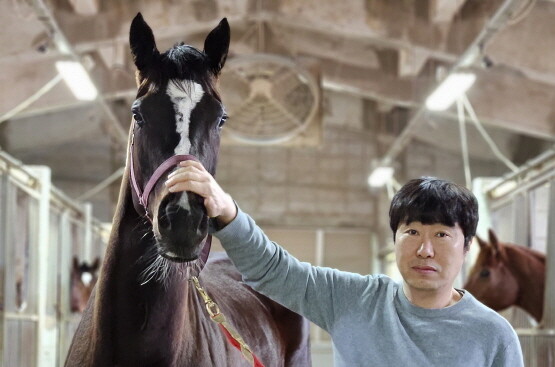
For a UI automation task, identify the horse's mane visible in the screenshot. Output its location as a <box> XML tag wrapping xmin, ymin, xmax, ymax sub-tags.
<box><xmin>504</xmin><ymin>242</ymin><xmax>546</xmax><ymax>264</ymax></box>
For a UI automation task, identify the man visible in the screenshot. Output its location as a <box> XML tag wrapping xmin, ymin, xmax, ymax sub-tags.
<box><xmin>165</xmin><ymin>160</ymin><xmax>524</xmax><ymax>367</ymax></box>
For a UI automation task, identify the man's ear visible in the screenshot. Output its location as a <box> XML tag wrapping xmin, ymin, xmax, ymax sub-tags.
<box><xmin>463</xmin><ymin>238</ymin><xmax>472</xmax><ymax>254</ymax></box>
<box><xmin>130</xmin><ymin>12</ymin><xmax>160</xmax><ymax>74</ymax></box>
<box><xmin>203</xmin><ymin>18</ymin><xmax>230</xmax><ymax>75</ymax></box>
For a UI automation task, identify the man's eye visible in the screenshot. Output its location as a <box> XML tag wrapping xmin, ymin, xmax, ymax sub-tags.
<box><xmin>436</xmin><ymin>232</ymin><xmax>447</xmax><ymax>238</ymax></box>
<box><xmin>407</xmin><ymin>229</ymin><xmax>418</xmax><ymax>235</ymax></box>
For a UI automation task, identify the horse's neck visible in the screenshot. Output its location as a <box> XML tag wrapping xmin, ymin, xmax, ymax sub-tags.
<box><xmin>506</xmin><ymin>245</ymin><xmax>545</xmax><ymax>321</ymax></box>
<box><xmin>100</xmin><ymin>180</ymin><xmax>217</xmax><ymax>365</ymax></box>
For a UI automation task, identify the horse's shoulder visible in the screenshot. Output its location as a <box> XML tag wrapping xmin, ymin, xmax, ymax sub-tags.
<box><xmin>205</xmin><ymin>251</ymin><xmax>237</xmax><ymax>274</ymax></box>
<box><xmin>201</xmin><ymin>251</ymin><xmax>294</xmax><ymax>313</ymax></box>
<box><xmin>206</xmin><ymin>250</ymin><xmax>232</xmax><ymax>264</ymax></box>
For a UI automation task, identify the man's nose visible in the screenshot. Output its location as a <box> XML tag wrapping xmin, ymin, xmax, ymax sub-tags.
<box><xmin>417</xmin><ymin>239</ymin><xmax>435</xmax><ymax>258</ymax></box>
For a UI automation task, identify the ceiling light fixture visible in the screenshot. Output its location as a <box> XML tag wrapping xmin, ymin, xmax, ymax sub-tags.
<box><xmin>367</xmin><ymin>166</ymin><xmax>394</xmax><ymax>188</ymax></box>
<box><xmin>425</xmin><ymin>72</ymin><xmax>476</xmax><ymax>111</ymax></box>
<box><xmin>55</xmin><ymin>61</ymin><xmax>98</xmax><ymax>101</ymax></box>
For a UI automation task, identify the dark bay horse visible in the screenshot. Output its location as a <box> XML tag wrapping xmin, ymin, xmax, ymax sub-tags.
<box><xmin>464</xmin><ymin>229</ymin><xmax>546</xmax><ymax>323</ymax></box>
<box><xmin>64</xmin><ymin>13</ymin><xmax>310</xmax><ymax>367</ymax></box>
<box><xmin>70</xmin><ymin>257</ymin><xmax>100</xmax><ymax>313</ymax></box>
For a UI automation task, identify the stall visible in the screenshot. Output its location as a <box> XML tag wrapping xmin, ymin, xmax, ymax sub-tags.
<box><xmin>483</xmin><ymin>149</ymin><xmax>555</xmax><ymax>367</ymax></box>
<box><xmin>0</xmin><ymin>151</ymin><xmax>109</xmax><ymax>367</ymax></box>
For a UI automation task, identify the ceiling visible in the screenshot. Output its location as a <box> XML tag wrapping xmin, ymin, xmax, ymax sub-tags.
<box><xmin>1</xmin><ymin>0</ymin><xmax>554</xmax><ymax>219</ymax></box>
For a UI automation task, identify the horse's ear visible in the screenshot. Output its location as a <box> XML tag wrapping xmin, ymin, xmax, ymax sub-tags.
<box><xmin>72</xmin><ymin>256</ymin><xmax>79</xmax><ymax>269</ymax></box>
<box><xmin>91</xmin><ymin>257</ymin><xmax>100</xmax><ymax>271</ymax></box>
<box><xmin>130</xmin><ymin>13</ymin><xmax>160</xmax><ymax>73</ymax></box>
<box><xmin>476</xmin><ymin>235</ymin><xmax>488</xmax><ymax>250</ymax></box>
<box><xmin>488</xmin><ymin>229</ymin><xmax>507</xmax><ymax>259</ymax></box>
<box><xmin>488</xmin><ymin>228</ymin><xmax>500</xmax><ymax>248</ymax></box>
<box><xmin>203</xmin><ymin>18</ymin><xmax>230</xmax><ymax>75</ymax></box>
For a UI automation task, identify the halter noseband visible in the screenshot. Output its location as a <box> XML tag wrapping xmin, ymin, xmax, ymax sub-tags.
<box><xmin>129</xmin><ymin>131</ymin><xmax>198</xmax><ymax>218</ymax></box>
<box><xmin>129</xmin><ymin>127</ymin><xmax>211</xmax><ymax>266</ymax></box>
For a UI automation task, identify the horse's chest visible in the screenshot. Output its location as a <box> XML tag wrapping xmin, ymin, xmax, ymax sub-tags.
<box><xmin>116</xmin><ymin>290</ymin><xmax>248</xmax><ymax>366</ymax></box>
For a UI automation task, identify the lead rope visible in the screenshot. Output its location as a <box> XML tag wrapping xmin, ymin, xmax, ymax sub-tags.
<box><xmin>191</xmin><ymin>276</ymin><xmax>265</xmax><ymax>367</ymax></box>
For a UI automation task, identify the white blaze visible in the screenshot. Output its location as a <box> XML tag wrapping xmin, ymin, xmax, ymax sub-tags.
<box><xmin>166</xmin><ymin>81</ymin><xmax>205</xmax><ymax>211</ymax></box>
<box><xmin>81</xmin><ymin>272</ymin><xmax>93</xmax><ymax>286</ymax></box>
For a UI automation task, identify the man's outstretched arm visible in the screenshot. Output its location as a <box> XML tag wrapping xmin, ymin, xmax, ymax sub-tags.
<box><xmin>165</xmin><ymin>160</ymin><xmax>372</xmax><ymax>331</ymax></box>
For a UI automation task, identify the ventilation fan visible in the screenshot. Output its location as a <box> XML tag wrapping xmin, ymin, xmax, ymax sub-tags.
<box><xmin>219</xmin><ymin>54</ymin><xmax>321</xmax><ymax>145</ymax></box>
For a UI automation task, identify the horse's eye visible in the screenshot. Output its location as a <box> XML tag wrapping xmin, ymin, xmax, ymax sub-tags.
<box><xmin>218</xmin><ymin>114</ymin><xmax>228</xmax><ymax>129</ymax></box>
<box><xmin>479</xmin><ymin>269</ymin><xmax>490</xmax><ymax>278</ymax></box>
<box><xmin>133</xmin><ymin>112</ymin><xmax>145</xmax><ymax>127</ymax></box>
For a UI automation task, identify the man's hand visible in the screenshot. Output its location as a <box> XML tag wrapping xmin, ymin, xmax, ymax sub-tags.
<box><xmin>165</xmin><ymin>161</ymin><xmax>237</xmax><ymax>226</ymax></box>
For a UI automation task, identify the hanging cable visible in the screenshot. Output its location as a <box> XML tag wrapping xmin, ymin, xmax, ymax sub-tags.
<box><xmin>0</xmin><ymin>74</ymin><xmax>62</xmax><ymax>125</ymax></box>
<box><xmin>507</xmin><ymin>0</ymin><xmax>536</xmax><ymax>26</ymax></box>
<box><xmin>461</xmin><ymin>95</ymin><xmax>519</xmax><ymax>172</ymax></box>
<box><xmin>76</xmin><ymin>166</ymin><xmax>125</xmax><ymax>201</ymax></box>
<box><xmin>457</xmin><ymin>97</ymin><xmax>472</xmax><ymax>188</ymax></box>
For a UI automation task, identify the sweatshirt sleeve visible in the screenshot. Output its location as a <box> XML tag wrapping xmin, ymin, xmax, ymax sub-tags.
<box><xmin>491</xmin><ymin>336</ymin><xmax>524</xmax><ymax>367</ymax></box>
<box><xmin>212</xmin><ymin>206</ymin><xmax>370</xmax><ymax>332</ymax></box>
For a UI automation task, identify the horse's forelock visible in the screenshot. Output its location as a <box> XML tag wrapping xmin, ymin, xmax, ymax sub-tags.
<box><xmin>134</xmin><ymin>44</ymin><xmax>216</xmax><ymax>99</ymax></box>
<box><xmin>164</xmin><ymin>45</ymin><xmax>221</xmax><ymax>100</ymax></box>
<box><xmin>136</xmin><ymin>72</ymin><xmax>161</xmax><ymax>99</ymax></box>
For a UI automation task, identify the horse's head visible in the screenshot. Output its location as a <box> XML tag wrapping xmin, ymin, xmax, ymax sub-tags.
<box><xmin>463</xmin><ymin>229</ymin><xmax>519</xmax><ymax>310</ymax></box>
<box><xmin>128</xmin><ymin>13</ymin><xmax>229</xmax><ymax>263</ymax></box>
<box><xmin>71</xmin><ymin>256</ymin><xmax>100</xmax><ymax>312</ymax></box>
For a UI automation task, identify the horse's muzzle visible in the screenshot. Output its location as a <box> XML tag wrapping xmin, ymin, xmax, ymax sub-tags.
<box><xmin>156</xmin><ymin>195</ymin><xmax>208</xmax><ymax>261</ymax></box>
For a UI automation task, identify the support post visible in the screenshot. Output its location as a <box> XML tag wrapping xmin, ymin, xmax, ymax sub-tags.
<box><xmin>28</xmin><ymin>166</ymin><xmax>56</xmax><ymax>367</ymax></box>
<box><xmin>542</xmin><ymin>180</ymin><xmax>555</xmax><ymax>328</ymax></box>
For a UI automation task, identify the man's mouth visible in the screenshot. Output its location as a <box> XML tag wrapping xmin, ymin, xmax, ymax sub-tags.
<box><xmin>412</xmin><ymin>265</ymin><xmax>437</xmax><ymax>274</ymax></box>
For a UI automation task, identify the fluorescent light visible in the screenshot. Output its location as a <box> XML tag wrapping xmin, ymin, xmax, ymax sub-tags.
<box><xmin>55</xmin><ymin>61</ymin><xmax>98</xmax><ymax>101</ymax></box>
<box><xmin>368</xmin><ymin>166</ymin><xmax>394</xmax><ymax>187</ymax></box>
<box><xmin>490</xmin><ymin>180</ymin><xmax>517</xmax><ymax>199</ymax></box>
<box><xmin>425</xmin><ymin>72</ymin><xmax>476</xmax><ymax>111</ymax></box>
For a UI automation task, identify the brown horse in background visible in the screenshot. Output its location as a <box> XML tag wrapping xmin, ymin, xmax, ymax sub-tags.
<box><xmin>464</xmin><ymin>229</ymin><xmax>546</xmax><ymax>323</ymax></box>
<box><xmin>70</xmin><ymin>257</ymin><xmax>100</xmax><ymax>313</ymax></box>
<box><xmin>64</xmin><ymin>13</ymin><xmax>310</xmax><ymax>367</ymax></box>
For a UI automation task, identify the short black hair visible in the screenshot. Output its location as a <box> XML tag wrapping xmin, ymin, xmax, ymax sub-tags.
<box><xmin>389</xmin><ymin>177</ymin><xmax>478</xmax><ymax>248</ymax></box>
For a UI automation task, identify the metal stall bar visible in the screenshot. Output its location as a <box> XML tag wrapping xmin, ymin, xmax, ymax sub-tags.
<box><xmin>487</xmin><ymin>149</ymin><xmax>555</xmax><ymax>198</ymax></box>
<box><xmin>0</xmin><ymin>165</ymin><xmax>9</xmax><ymax>365</ymax></box>
<box><xmin>27</xmin><ymin>166</ymin><xmax>56</xmax><ymax>367</ymax></box>
<box><xmin>543</xmin><ymin>179</ymin><xmax>555</xmax><ymax>328</ymax></box>
<box><xmin>57</xmin><ymin>209</ymin><xmax>74</xmax><ymax>367</ymax></box>
<box><xmin>83</xmin><ymin>203</ymin><xmax>93</xmax><ymax>262</ymax></box>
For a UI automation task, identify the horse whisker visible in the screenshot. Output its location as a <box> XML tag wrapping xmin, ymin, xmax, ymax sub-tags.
<box><xmin>140</xmin><ymin>230</ymin><xmax>154</xmax><ymax>241</ymax></box>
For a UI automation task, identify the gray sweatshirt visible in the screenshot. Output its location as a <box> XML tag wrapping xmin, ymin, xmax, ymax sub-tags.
<box><xmin>214</xmin><ymin>208</ymin><xmax>524</xmax><ymax>367</ymax></box>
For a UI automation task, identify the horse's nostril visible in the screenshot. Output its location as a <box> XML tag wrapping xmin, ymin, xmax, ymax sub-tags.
<box><xmin>159</xmin><ymin>204</ymin><xmax>182</xmax><ymax>230</ymax></box>
<box><xmin>159</xmin><ymin>212</ymin><xmax>171</xmax><ymax>229</ymax></box>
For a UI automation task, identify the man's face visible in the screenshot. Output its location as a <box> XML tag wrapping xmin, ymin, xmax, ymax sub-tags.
<box><xmin>395</xmin><ymin>221</ymin><xmax>467</xmax><ymax>294</ymax></box>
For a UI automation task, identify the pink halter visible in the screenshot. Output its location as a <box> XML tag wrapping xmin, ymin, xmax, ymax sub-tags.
<box><xmin>129</xmin><ymin>131</ymin><xmax>198</xmax><ymax>218</ymax></box>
